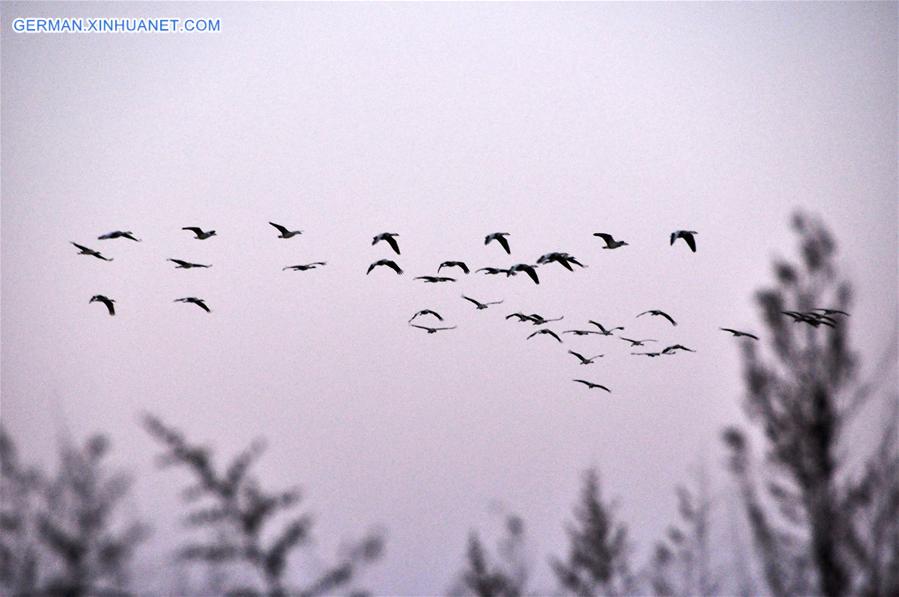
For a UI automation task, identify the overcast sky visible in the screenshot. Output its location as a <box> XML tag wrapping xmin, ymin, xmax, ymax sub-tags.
<box><xmin>2</xmin><ymin>2</ymin><xmax>896</xmax><ymax>594</ymax></box>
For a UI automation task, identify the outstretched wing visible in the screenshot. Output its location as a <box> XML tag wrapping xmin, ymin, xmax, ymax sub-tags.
<box><xmin>195</xmin><ymin>300</ymin><xmax>211</xmax><ymax>313</ymax></box>
<box><xmin>657</xmin><ymin>311</ymin><xmax>678</xmax><ymax>326</ymax></box>
<box><xmin>545</xmin><ymin>330</ymin><xmax>562</xmax><ymax>342</ymax></box>
<box><xmin>593</xmin><ymin>233</ymin><xmax>613</xmax><ymax>244</ymax></box>
<box><xmin>683</xmin><ymin>233</ymin><xmax>696</xmax><ymax>252</ymax></box>
<box><xmin>384</xmin><ymin>260</ymin><xmax>403</xmax><ymax>274</ymax></box>
<box><xmin>269</xmin><ymin>222</ymin><xmax>290</xmax><ymax>235</ymax></box>
<box><xmin>519</xmin><ymin>265</ymin><xmax>539</xmax><ymax>284</ymax></box>
<box><xmin>568</xmin><ymin>350</ymin><xmax>587</xmax><ymax>363</ymax></box>
<box><xmin>496</xmin><ymin>235</ymin><xmax>511</xmax><ymax>254</ymax></box>
<box><xmin>462</xmin><ymin>295</ymin><xmax>482</xmax><ymax>308</ymax></box>
<box><xmin>409</xmin><ymin>324</ymin><xmax>432</xmax><ymax>332</ymax></box>
<box><xmin>182</xmin><ymin>227</ymin><xmax>202</xmax><ymax>235</ymax></box>
<box><xmin>385</xmin><ymin>235</ymin><xmax>401</xmax><ymax>255</ymax></box>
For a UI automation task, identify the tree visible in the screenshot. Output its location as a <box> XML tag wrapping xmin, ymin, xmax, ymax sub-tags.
<box><xmin>142</xmin><ymin>414</ymin><xmax>383</xmax><ymax>597</ymax></box>
<box><xmin>551</xmin><ymin>468</ymin><xmax>633</xmax><ymax>596</ymax></box>
<box><xmin>452</xmin><ymin>514</ymin><xmax>529</xmax><ymax>597</ymax></box>
<box><xmin>722</xmin><ymin>212</ymin><xmax>899</xmax><ymax>597</ymax></box>
<box><xmin>0</xmin><ymin>428</ymin><xmax>148</xmax><ymax>596</ymax></box>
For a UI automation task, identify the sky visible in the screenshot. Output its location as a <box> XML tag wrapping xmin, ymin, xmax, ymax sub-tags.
<box><xmin>1</xmin><ymin>2</ymin><xmax>896</xmax><ymax>594</ymax></box>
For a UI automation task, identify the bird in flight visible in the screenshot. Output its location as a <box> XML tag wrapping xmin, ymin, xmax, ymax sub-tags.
<box><xmin>485</xmin><ymin>232</ymin><xmax>511</xmax><ymax>254</ymax></box>
<box><xmin>536</xmin><ymin>252</ymin><xmax>586</xmax><ymax>271</ymax></box>
<box><xmin>662</xmin><ymin>344</ymin><xmax>695</xmax><ymax>354</ymax></box>
<box><xmin>438</xmin><ymin>261</ymin><xmax>470</xmax><ymax>274</ymax></box>
<box><xmin>477</xmin><ymin>267</ymin><xmax>513</xmax><ymax>276</ymax></box>
<box><xmin>670</xmin><ymin>230</ymin><xmax>698</xmax><ymax>252</ymax></box>
<box><xmin>572</xmin><ymin>379</ymin><xmax>611</xmax><ymax>392</ymax></box>
<box><xmin>637</xmin><ymin>310</ymin><xmax>677</xmax><ymax>326</ymax></box>
<box><xmin>89</xmin><ymin>295</ymin><xmax>115</xmax><ymax>316</ymax></box>
<box><xmin>98</xmin><ymin>230</ymin><xmax>141</xmax><ymax>242</ymax></box>
<box><xmin>372</xmin><ymin>232</ymin><xmax>400</xmax><ymax>255</ymax></box>
<box><xmin>720</xmin><ymin>328</ymin><xmax>759</xmax><ymax>340</ymax></box>
<box><xmin>568</xmin><ymin>350</ymin><xmax>604</xmax><ymax>365</ymax></box>
<box><xmin>410</xmin><ymin>323</ymin><xmax>457</xmax><ymax>334</ymax></box>
<box><xmin>813</xmin><ymin>308</ymin><xmax>850</xmax><ymax>317</ymax></box>
<box><xmin>409</xmin><ymin>309</ymin><xmax>443</xmax><ymax>323</ymax></box>
<box><xmin>632</xmin><ymin>351</ymin><xmax>665</xmax><ymax>358</ymax></box>
<box><xmin>620</xmin><ymin>337</ymin><xmax>657</xmax><ymax>347</ymax></box>
<box><xmin>174</xmin><ymin>297</ymin><xmax>211</xmax><ymax>312</ymax></box>
<box><xmin>269</xmin><ymin>222</ymin><xmax>302</xmax><ymax>238</ymax></box>
<box><xmin>415</xmin><ymin>275</ymin><xmax>456</xmax><ymax>283</ymax></box>
<box><xmin>527</xmin><ymin>329</ymin><xmax>563</xmax><ymax>343</ymax></box>
<box><xmin>168</xmin><ymin>258</ymin><xmax>211</xmax><ymax>269</ymax></box>
<box><xmin>366</xmin><ymin>259</ymin><xmax>403</xmax><ymax>275</ymax></box>
<box><xmin>506</xmin><ymin>312</ymin><xmax>540</xmax><ymax>324</ymax></box>
<box><xmin>782</xmin><ymin>311</ymin><xmax>836</xmax><ymax>328</ymax></box>
<box><xmin>462</xmin><ymin>295</ymin><xmax>504</xmax><ymax>310</ymax></box>
<box><xmin>182</xmin><ymin>227</ymin><xmax>217</xmax><ymax>240</ymax></box>
<box><xmin>588</xmin><ymin>321</ymin><xmax>624</xmax><ymax>335</ymax></box>
<box><xmin>507</xmin><ymin>263</ymin><xmax>540</xmax><ymax>284</ymax></box>
<box><xmin>71</xmin><ymin>242</ymin><xmax>113</xmax><ymax>261</ymax></box>
<box><xmin>562</xmin><ymin>329</ymin><xmax>603</xmax><ymax>336</ymax></box>
<box><xmin>593</xmin><ymin>233</ymin><xmax>628</xmax><ymax>249</ymax></box>
<box><xmin>283</xmin><ymin>262</ymin><xmax>326</xmax><ymax>271</ymax></box>
<box><xmin>526</xmin><ymin>313</ymin><xmax>564</xmax><ymax>325</ymax></box>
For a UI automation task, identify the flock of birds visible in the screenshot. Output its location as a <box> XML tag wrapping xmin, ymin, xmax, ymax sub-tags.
<box><xmin>72</xmin><ymin>225</ymin><xmax>849</xmax><ymax>394</ymax></box>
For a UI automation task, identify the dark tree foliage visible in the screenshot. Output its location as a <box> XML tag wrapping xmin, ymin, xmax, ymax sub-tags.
<box><xmin>722</xmin><ymin>212</ymin><xmax>899</xmax><ymax>597</ymax></box>
<box><xmin>142</xmin><ymin>414</ymin><xmax>383</xmax><ymax>597</ymax></box>
<box><xmin>0</xmin><ymin>428</ymin><xmax>148</xmax><ymax>596</ymax></box>
<box><xmin>647</xmin><ymin>466</ymin><xmax>719</xmax><ymax>597</ymax></box>
<box><xmin>551</xmin><ymin>468</ymin><xmax>633</xmax><ymax>597</ymax></box>
<box><xmin>452</xmin><ymin>514</ymin><xmax>529</xmax><ymax>597</ymax></box>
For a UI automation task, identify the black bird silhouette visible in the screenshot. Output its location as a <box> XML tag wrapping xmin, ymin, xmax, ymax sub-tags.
<box><xmin>588</xmin><ymin>321</ymin><xmax>624</xmax><ymax>335</ymax></box>
<box><xmin>98</xmin><ymin>230</ymin><xmax>140</xmax><ymax>242</ymax></box>
<box><xmin>409</xmin><ymin>309</ymin><xmax>443</xmax><ymax>323</ymax></box>
<box><xmin>813</xmin><ymin>308</ymin><xmax>850</xmax><ymax>317</ymax></box>
<box><xmin>410</xmin><ymin>323</ymin><xmax>457</xmax><ymax>334</ymax></box>
<box><xmin>485</xmin><ymin>232</ymin><xmax>511</xmax><ymax>254</ymax></box>
<box><xmin>562</xmin><ymin>330</ymin><xmax>602</xmax><ymax>336</ymax></box>
<box><xmin>637</xmin><ymin>310</ymin><xmax>677</xmax><ymax>326</ymax></box>
<box><xmin>620</xmin><ymin>337</ymin><xmax>657</xmax><ymax>347</ymax></box>
<box><xmin>269</xmin><ymin>222</ymin><xmax>302</xmax><ymax>238</ymax></box>
<box><xmin>662</xmin><ymin>344</ymin><xmax>696</xmax><ymax>354</ymax></box>
<box><xmin>506</xmin><ymin>312</ymin><xmax>540</xmax><ymax>323</ymax></box>
<box><xmin>462</xmin><ymin>295</ymin><xmax>503</xmax><ymax>310</ymax></box>
<box><xmin>89</xmin><ymin>295</ymin><xmax>115</xmax><ymax>315</ymax></box>
<box><xmin>720</xmin><ymin>328</ymin><xmax>759</xmax><ymax>340</ymax></box>
<box><xmin>507</xmin><ymin>263</ymin><xmax>540</xmax><ymax>284</ymax></box>
<box><xmin>537</xmin><ymin>252</ymin><xmax>586</xmax><ymax>271</ymax></box>
<box><xmin>568</xmin><ymin>350</ymin><xmax>604</xmax><ymax>365</ymax></box>
<box><xmin>632</xmin><ymin>351</ymin><xmax>665</xmax><ymax>358</ymax></box>
<box><xmin>366</xmin><ymin>259</ymin><xmax>403</xmax><ymax>275</ymax></box>
<box><xmin>527</xmin><ymin>313</ymin><xmax>564</xmax><ymax>325</ymax></box>
<box><xmin>174</xmin><ymin>297</ymin><xmax>211</xmax><ymax>312</ymax></box>
<box><xmin>670</xmin><ymin>230</ymin><xmax>698</xmax><ymax>252</ymax></box>
<box><xmin>415</xmin><ymin>275</ymin><xmax>456</xmax><ymax>283</ymax></box>
<box><xmin>182</xmin><ymin>227</ymin><xmax>216</xmax><ymax>239</ymax></box>
<box><xmin>527</xmin><ymin>329</ymin><xmax>562</xmax><ymax>343</ymax></box>
<box><xmin>782</xmin><ymin>310</ymin><xmax>836</xmax><ymax>328</ymax></box>
<box><xmin>71</xmin><ymin>242</ymin><xmax>113</xmax><ymax>261</ymax></box>
<box><xmin>283</xmin><ymin>262</ymin><xmax>326</xmax><ymax>271</ymax></box>
<box><xmin>477</xmin><ymin>267</ymin><xmax>513</xmax><ymax>276</ymax></box>
<box><xmin>572</xmin><ymin>379</ymin><xmax>611</xmax><ymax>392</ymax></box>
<box><xmin>438</xmin><ymin>261</ymin><xmax>470</xmax><ymax>274</ymax></box>
<box><xmin>593</xmin><ymin>233</ymin><xmax>628</xmax><ymax>249</ymax></box>
<box><xmin>372</xmin><ymin>232</ymin><xmax>400</xmax><ymax>255</ymax></box>
<box><xmin>168</xmin><ymin>258</ymin><xmax>211</xmax><ymax>269</ymax></box>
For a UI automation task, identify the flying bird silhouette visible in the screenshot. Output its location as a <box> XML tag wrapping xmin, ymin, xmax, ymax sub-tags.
<box><xmin>588</xmin><ymin>321</ymin><xmax>624</xmax><ymax>335</ymax></box>
<box><xmin>98</xmin><ymin>230</ymin><xmax>140</xmax><ymax>242</ymax></box>
<box><xmin>415</xmin><ymin>275</ymin><xmax>456</xmax><ymax>283</ymax></box>
<box><xmin>662</xmin><ymin>344</ymin><xmax>696</xmax><ymax>354</ymax></box>
<box><xmin>182</xmin><ymin>227</ymin><xmax>217</xmax><ymax>239</ymax></box>
<box><xmin>366</xmin><ymin>259</ymin><xmax>403</xmax><ymax>275</ymax></box>
<box><xmin>562</xmin><ymin>330</ymin><xmax>603</xmax><ymax>336</ymax></box>
<box><xmin>269</xmin><ymin>222</ymin><xmax>302</xmax><ymax>238</ymax></box>
<box><xmin>409</xmin><ymin>309</ymin><xmax>443</xmax><ymax>323</ymax></box>
<box><xmin>637</xmin><ymin>310</ymin><xmax>677</xmax><ymax>326</ymax></box>
<box><xmin>593</xmin><ymin>233</ymin><xmax>628</xmax><ymax>249</ymax></box>
<box><xmin>670</xmin><ymin>230</ymin><xmax>698</xmax><ymax>252</ymax></box>
<box><xmin>568</xmin><ymin>350</ymin><xmax>604</xmax><ymax>365</ymax></box>
<box><xmin>632</xmin><ymin>351</ymin><xmax>665</xmax><ymax>358</ymax></box>
<box><xmin>410</xmin><ymin>323</ymin><xmax>457</xmax><ymax>334</ymax></box>
<box><xmin>438</xmin><ymin>261</ymin><xmax>470</xmax><ymax>274</ymax></box>
<box><xmin>372</xmin><ymin>232</ymin><xmax>400</xmax><ymax>255</ymax></box>
<box><xmin>526</xmin><ymin>313</ymin><xmax>564</xmax><ymax>325</ymax></box>
<box><xmin>462</xmin><ymin>295</ymin><xmax>503</xmax><ymax>310</ymax></box>
<box><xmin>168</xmin><ymin>258</ymin><xmax>211</xmax><ymax>269</ymax></box>
<box><xmin>477</xmin><ymin>267</ymin><xmax>513</xmax><ymax>276</ymax></box>
<box><xmin>174</xmin><ymin>297</ymin><xmax>211</xmax><ymax>312</ymax></box>
<box><xmin>283</xmin><ymin>262</ymin><xmax>326</xmax><ymax>271</ymax></box>
<box><xmin>71</xmin><ymin>242</ymin><xmax>113</xmax><ymax>261</ymax></box>
<box><xmin>620</xmin><ymin>337</ymin><xmax>657</xmax><ymax>347</ymax></box>
<box><xmin>813</xmin><ymin>308</ymin><xmax>850</xmax><ymax>317</ymax></box>
<box><xmin>506</xmin><ymin>312</ymin><xmax>540</xmax><ymax>323</ymax></box>
<box><xmin>89</xmin><ymin>295</ymin><xmax>115</xmax><ymax>316</ymax></box>
<box><xmin>572</xmin><ymin>379</ymin><xmax>611</xmax><ymax>392</ymax></box>
<box><xmin>527</xmin><ymin>329</ymin><xmax>562</xmax><ymax>343</ymax></box>
<box><xmin>536</xmin><ymin>252</ymin><xmax>586</xmax><ymax>271</ymax></box>
<box><xmin>782</xmin><ymin>311</ymin><xmax>836</xmax><ymax>328</ymax></box>
<box><xmin>720</xmin><ymin>328</ymin><xmax>759</xmax><ymax>340</ymax></box>
<box><xmin>507</xmin><ymin>263</ymin><xmax>540</xmax><ymax>284</ymax></box>
<box><xmin>485</xmin><ymin>232</ymin><xmax>511</xmax><ymax>254</ymax></box>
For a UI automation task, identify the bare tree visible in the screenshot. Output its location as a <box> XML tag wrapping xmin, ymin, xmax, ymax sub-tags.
<box><xmin>0</xmin><ymin>428</ymin><xmax>148</xmax><ymax>596</ymax></box>
<box><xmin>142</xmin><ymin>414</ymin><xmax>383</xmax><ymax>597</ymax></box>
<box><xmin>722</xmin><ymin>212</ymin><xmax>899</xmax><ymax>597</ymax></box>
<box><xmin>551</xmin><ymin>468</ymin><xmax>633</xmax><ymax>596</ymax></box>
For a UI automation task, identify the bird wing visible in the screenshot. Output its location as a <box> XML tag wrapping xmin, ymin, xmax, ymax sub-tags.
<box><xmin>409</xmin><ymin>324</ymin><xmax>432</xmax><ymax>332</ymax></box>
<box><xmin>572</xmin><ymin>379</ymin><xmax>592</xmax><ymax>387</ymax></box>
<box><xmin>168</xmin><ymin>259</ymin><xmax>187</xmax><ymax>266</ymax></box>
<box><xmin>520</xmin><ymin>265</ymin><xmax>539</xmax><ymax>284</ymax></box>
<box><xmin>105</xmin><ymin>300</ymin><xmax>115</xmax><ymax>316</ymax></box>
<box><xmin>546</xmin><ymin>330</ymin><xmax>562</xmax><ymax>342</ymax></box>
<box><xmin>588</xmin><ymin>354</ymin><xmax>604</xmax><ymax>361</ymax></box>
<box><xmin>71</xmin><ymin>242</ymin><xmax>92</xmax><ymax>252</ymax></box>
<box><xmin>496</xmin><ymin>235</ymin><xmax>511</xmax><ymax>254</ymax></box>
<box><xmin>657</xmin><ymin>311</ymin><xmax>677</xmax><ymax>326</ymax></box>
<box><xmin>386</xmin><ymin>260</ymin><xmax>403</xmax><ymax>274</ymax></box>
<box><xmin>636</xmin><ymin>311</ymin><xmax>651</xmax><ymax>318</ymax></box>
<box><xmin>595</xmin><ymin>384</ymin><xmax>611</xmax><ymax>393</ymax></box>
<box><xmin>195</xmin><ymin>300</ymin><xmax>211</xmax><ymax>312</ymax></box>
<box><xmin>269</xmin><ymin>222</ymin><xmax>289</xmax><ymax>235</ymax></box>
<box><xmin>182</xmin><ymin>227</ymin><xmax>202</xmax><ymax>235</ymax></box>
<box><xmin>424</xmin><ymin>310</ymin><xmax>443</xmax><ymax>320</ymax></box>
<box><xmin>593</xmin><ymin>233</ymin><xmax>613</xmax><ymax>244</ymax></box>
<box><xmin>484</xmin><ymin>299</ymin><xmax>503</xmax><ymax>306</ymax></box>
<box><xmin>458</xmin><ymin>262</ymin><xmax>470</xmax><ymax>273</ymax></box>
<box><xmin>462</xmin><ymin>295</ymin><xmax>482</xmax><ymax>307</ymax></box>
<box><xmin>670</xmin><ymin>232</ymin><xmax>677</xmax><ymax>245</ymax></box>
<box><xmin>588</xmin><ymin>321</ymin><xmax>606</xmax><ymax>333</ymax></box>
<box><xmin>385</xmin><ymin>235</ymin><xmax>401</xmax><ymax>255</ymax></box>
<box><xmin>683</xmin><ymin>233</ymin><xmax>697</xmax><ymax>252</ymax></box>
<box><xmin>568</xmin><ymin>350</ymin><xmax>587</xmax><ymax>362</ymax></box>
<box><xmin>366</xmin><ymin>263</ymin><xmax>376</xmax><ymax>274</ymax></box>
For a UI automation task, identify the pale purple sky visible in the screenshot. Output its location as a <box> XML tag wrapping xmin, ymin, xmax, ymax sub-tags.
<box><xmin>2</xmin><ymin>2</ymin><xmax>896</xmax><ymax>594</ymax></box>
